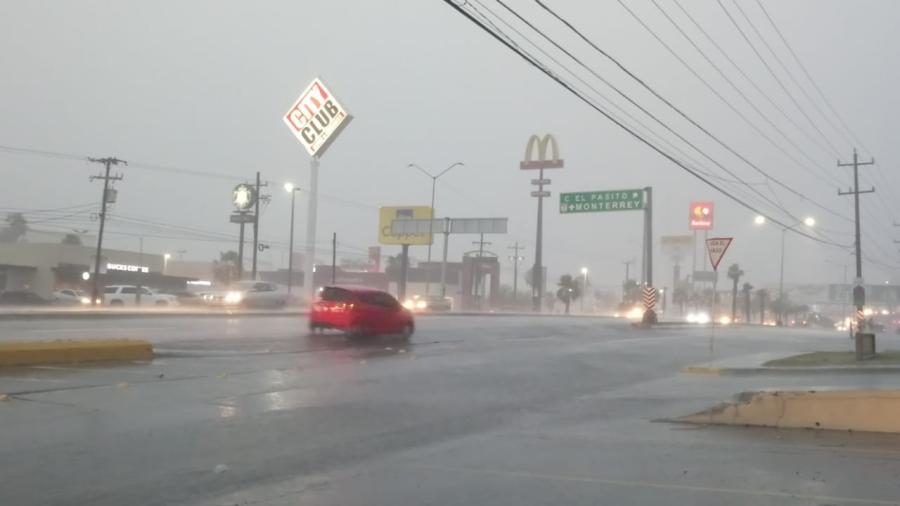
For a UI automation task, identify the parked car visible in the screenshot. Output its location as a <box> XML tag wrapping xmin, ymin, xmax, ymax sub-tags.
<box><xmin>51</xmin><ymin>288</ymin><xmax>91</xmax><ymax>306</ymax></box>
<box><xmin>102</xmin><ymin>285</ymin><xmax>178</xmax><ymax>306</ymax></box>
<box><xmin>0</xmin><ymin>290</ymin><xmax>51</xmax><ymax>306</ymax></box>
<box><xmin>223</xmin><ymin>281</ymin><xmax>288</xmax><ymax>308</ymax></box>
<box><xmin>160</xmin><ymin>290</ymin><xmax>204</xmax><ymax>306</ymax></box>
<box><xmin>310</xmin><ymin>286</ymin><xmax>414</xmax><ymax>338</ymax></box>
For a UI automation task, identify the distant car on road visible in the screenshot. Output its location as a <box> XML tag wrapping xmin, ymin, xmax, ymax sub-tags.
<box><xmin>223</xmin><ymin>281</ymin><xmax>288</xmax><ymax>308</ymax></box>
<box><xmin>0</xmin><ymin>290</ymin><xmax>51</xmax><ymax>306</ymax></box>
<box><xmin>51</xmin><ymin>288</ymin><xmax>91</xmax><ymax>306</ymax></box>
<box><xmin>310</xmin><ymin>286</ymin><xmax>414</xmax><ymax>338</ymax></box>
<box><xmin>402</xmin><ymin>295</ymin><xmax>453</xmax><ymax>312</ymax></box>
<box><xmin>102</xmin><ymin>285</ymin><xmax>178</xmax><ymax>307</ymax></box>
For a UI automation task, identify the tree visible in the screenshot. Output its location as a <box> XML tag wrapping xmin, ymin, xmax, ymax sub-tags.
<box><xmin>754</xmin><ymin>289</ymin><xmax>769</xmax><ymax>324</ymax></box>
<box><xmin>385</xmin><ymin>254</ymin><xmax>403</xmax><ymax>279</ymax></box>
<box><xmin>0</xmin><ymin>212</ymin><xmax>27</xmax><ymax>243</ymax></box>
<box><xmin>213</xmin><ymin>251</ymin><xmax>240</xmax><ymax>285</ymax></box>
<box><xmin>741</xmin><ymin>282</ymin><xmax>753</xmax><ymax>323</ymax></box>
<box><xmin>556</xmin><ymin>274</ymin><xmax>582</xmax><ymax>315</ymax></box>
<box><xmin>61</xmin><ymin>233</ymin><xmax>82</xmax><ymax>246</ymax></box>
<box><xmin>727</xmin><ymin>263</ymin><xmax>744</xmax><ymax>321</ymax></box>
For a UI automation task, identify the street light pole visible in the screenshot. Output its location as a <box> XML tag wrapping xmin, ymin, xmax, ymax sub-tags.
<box><xmin>581</xmin><ymin>267</ymin><xmax>588</xmax><ymax>313</ymax></box>
<box><xmin>409</xmin><ymin>162</ymin><xmax>464</xmax><ymax>297</ymax></box>
<box><xmin>754</xmin><ymin>215</ymin><xmax>814</xmax><ymax>326</ymax></box>
<box><xmin>778</xmin><ymin>228</ymin><xmax>786</xmax><ymax>326</ymax></box>
<box><xmin>284</xmin><ymin>183</ymin><xmax>301</xmax><ymax>295</ymax></box>
<box><xmin>163</xmin><ymin>253</ymin><xmax>171</xmax><ymax>275</ymax></box>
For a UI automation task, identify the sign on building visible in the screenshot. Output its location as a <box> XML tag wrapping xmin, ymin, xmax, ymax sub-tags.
<box><xmin>378</xmin><ymin>206</ymin><xmax>433</xmax><ymax>245</ymax></box>
<box><xmin>689</xmin><ymin>201</ymin><xmax>714</xmax><ymax>230</ymax></box>
<box><xmin>559</xmin><ymin>189</ymin><xmax>644</xmax><ymax>214</ymax></box>
<box><xmin>283</xmin><ymin>78</ymin><xmax>352</xmax><ymax>158</ymax></box>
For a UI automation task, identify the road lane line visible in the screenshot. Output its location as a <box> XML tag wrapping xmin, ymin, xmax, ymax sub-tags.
<box><xmin>414</xmin><ymin>463</ymin><xmax>900</xmax><ymax>505</ymax></box>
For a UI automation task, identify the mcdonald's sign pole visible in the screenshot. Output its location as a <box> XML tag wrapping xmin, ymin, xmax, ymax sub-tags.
<box><xmin>521</xmin><ymin>134</ymin><xmax>564</xmax><ymax>312</ymax></box>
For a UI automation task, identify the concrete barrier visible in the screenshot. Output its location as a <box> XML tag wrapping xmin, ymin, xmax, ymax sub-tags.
<box><xmin>679</xmin><ymin>390</ymin><xmax>900</xmax><ymax>433</ymax></box>
<box><xmin>0</xmin><ymin>340</ymin><xmax>153</xmax><ymax>366</ymax></box>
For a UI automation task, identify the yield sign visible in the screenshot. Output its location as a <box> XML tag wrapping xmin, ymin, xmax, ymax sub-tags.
<box><xmin>705</xmin><ymin>237</ymin><xmax>733</xmax><ymax>271</ymax></box>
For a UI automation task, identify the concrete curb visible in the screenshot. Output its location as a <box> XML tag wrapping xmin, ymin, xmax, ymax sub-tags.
<box><xmin>678</xmin><ymin>389</ymin><xmax>900</xmax><ymax>433</ymax></box>
<box><xmin>682</xmin><ymin>364</ymin><xmax>900</xmax><ymax>376</ymax></box>
<box><xmin>0</xmin><ymin>310</ymin><xmax>307</xmax><ymax>321</ymax></box>
<box><xmin>0</xmin><ymin>339</ymin><xmax>153</xmax><ymax>367</ymax></box>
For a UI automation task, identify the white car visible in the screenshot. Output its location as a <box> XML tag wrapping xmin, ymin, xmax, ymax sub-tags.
<box><xmin>102</xmin><ymin>285</ymin><xmax>178</xmax><ymax>307</ymax></box>
<box><xmin>223</xmin><ymin>281</ymin><xmax>288</xmax><ymax>308</ymax></box>
<box><xmin>51</xmin><ymin>289</ymin><xmax>91</xmax><ymax>306</ymax></box>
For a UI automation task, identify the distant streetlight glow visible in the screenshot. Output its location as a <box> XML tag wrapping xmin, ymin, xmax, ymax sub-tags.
<box><xmin>284</xmin><ymin>182</ymin><xmax>295</xmax><ymax>193</ymax></box>
<box><xmin>581</xmin><ymin>267</ymin><xmax>588</xmax><ymax>275</ymax></box>
<box><xmin>803</xmin><ymin>217</ymin><xmax>816</xmax><ymax>227</ymax></box>
<box><xmin>754</xmin><ymin>215</ymin><xmax>766</xmax><ymax>225</ymax></box>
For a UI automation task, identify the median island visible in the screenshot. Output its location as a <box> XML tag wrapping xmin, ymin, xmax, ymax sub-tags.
<box><xmin>763</xmin><ymin>351</ymin><xmax>900</xmax><ymax>367</ymax></box>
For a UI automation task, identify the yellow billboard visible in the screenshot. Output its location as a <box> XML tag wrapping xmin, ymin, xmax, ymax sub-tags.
<box><xmin>379</xmin><ymin>206</ymin><xmax>433</xmax><ymax>245</ymax></box>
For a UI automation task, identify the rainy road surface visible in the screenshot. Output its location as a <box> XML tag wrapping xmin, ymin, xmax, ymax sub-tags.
<box><xmin>2</xmin><ymin>315</ymin><xmax>900</xmax><ymax>506</ymax></box>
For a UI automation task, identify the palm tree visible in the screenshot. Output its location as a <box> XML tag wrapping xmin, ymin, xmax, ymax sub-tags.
<box><xmin>754</xmin><ymin>289</ymin><xmax>769</xmax><ymax>324</ymax></box>
<box><xmin>727</xmin><ymin>264</ymin><xmax>744</xmax><ymax>321</ymax></box>
<box><xmin>741</xmin><ymin>282</ymin><xmax>753</xmax><ymax>323</ymax></box>
<box><xmin>213</xmin><ymin>251</ymin><xmax>240</xmax><ymax>285</ymax></box>
<box><xmin>556</xmin><ymin>274</ymin><xmax>582</xmax><ymax>315</ymax></box>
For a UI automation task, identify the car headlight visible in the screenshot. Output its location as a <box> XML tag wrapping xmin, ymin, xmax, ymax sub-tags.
<box><xmin>80</xmin><ymin>297</ymin><xmax>91</xmax><ymax>305</ymax></box>
<box><xmin>402</xmin><ymin>299</ymin><xmax>415</xmax><ymax>310</ymax></box>
<box><xmin>695</xmin><ymin>312</ymin><xmax>711</xmax><ymax>324</ymax></box>
<box><xmin>718</xmin><ymin>315</ymin><xmax>731</xmax><ymax>325</ymax></box>
<box><xmin>224</xmin><ymin>291</ymin><xmax>243</xmax><ymax>304</ymax></box>
<box><xmin>626</xmin><ymin>307</ymin><xmax>643</xmax><ymax>320</ymax></box>
<box><xmin>685</xmin><ymin>313</ymin><xmax>697</xmax><ymax>323</ymax></box>
<box><xmin>415</xmin><ymin>300</ymin><xmax>427</xmax><ymax>310</ymax></box>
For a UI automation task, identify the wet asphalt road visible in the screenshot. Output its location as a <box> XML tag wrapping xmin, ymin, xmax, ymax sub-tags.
<box><xmin>2</xmin><ymin>315</ymin><xmax>900</xmax><ymax>506</ymax></box>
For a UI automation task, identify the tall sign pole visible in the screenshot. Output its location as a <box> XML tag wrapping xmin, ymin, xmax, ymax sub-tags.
<box><xmin>521</xmin><ymin>134</ymin><xmax>563</xmax><ymax>312</ymax></box>
<box><xmin>642</xmin><ymin>186</ymin><xmax>656</xmax><ymax>324</ymax></box>
<box><xmin>305</xmin><ymin>157</ymin><xmax>319</xmax><ymax>299</ymax></box>
<box><xmin>283</xmin><ymin>78</ymin><xmax>352</xmax><ymax>301</ymax></box>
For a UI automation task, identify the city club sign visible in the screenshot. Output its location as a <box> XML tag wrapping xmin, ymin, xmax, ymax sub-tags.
<box><xmin>106</xmin><ymin>263</ymin><xmax>149</xmax><ymax>273</ymax></box>
<box><xmin>283</xmin><ymin>78</ymin><xmax>353</xmax><ymax>158</ymax></box>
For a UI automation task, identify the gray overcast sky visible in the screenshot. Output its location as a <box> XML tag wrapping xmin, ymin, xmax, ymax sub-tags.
<box><xmin>2</xmin><ymin>0</ymin><xmax>898</xmax><ymax>289</ymax></box>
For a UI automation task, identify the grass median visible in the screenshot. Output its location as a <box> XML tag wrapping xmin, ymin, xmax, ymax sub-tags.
<box><xmin>764</xmin><ymin>350</ymin><xmax>900</xmax><ymax>367</ymax></box>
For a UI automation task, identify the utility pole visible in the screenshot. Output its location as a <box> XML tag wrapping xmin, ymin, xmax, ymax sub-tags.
<box><xmin>88</xmin><ymin>156</ymin><xmax>126</xmax><ymax>306</ymax></box>
<box><xmin>251</xmin><ymin>171</ymin><xmax>269</xmax><ymax>280</ymax></box>
<box><xmin>508</xmin><ymin>242</ymin><xmax>525</xmax><ymax>302</ymax></box>
<box><xmin>623</xmin><ymin>260</ymin><xmax>633</xmax><ymax>284</ymax></box>
<box><xmin>838</xmin><ymin>149</ymin><xmax>875</xmax><ymax>345</ymax></box>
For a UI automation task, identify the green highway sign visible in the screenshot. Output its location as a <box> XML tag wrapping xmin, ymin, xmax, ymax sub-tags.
<box><xmin>559</xmin><ymin>189</ymin><xmax>645</xmax><ymax>214</ymax></box>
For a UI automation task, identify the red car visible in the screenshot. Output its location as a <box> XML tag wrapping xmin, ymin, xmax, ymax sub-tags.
<box><xmin>309</xmin><ymin>286</ymin><xmax>415</xmax><ymax>338</ymax></box>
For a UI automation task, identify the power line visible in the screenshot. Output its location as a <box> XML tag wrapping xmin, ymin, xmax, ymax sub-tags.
<box><xmin>527</xmin><ymin>0</ymin><xmax>850</xmax><ymax>225</ymax></box>
<box><xmin>659</xmin><ymin>0</ymin><xmax>839</xmax><ymax>160</ymax></box>
<box><xmin>442</xmin><ymin>0</ymin><xmax>847</xmax><ymax>248</ymax></box>
<box><xmin>611</xmin><ymin>0</ymin><xmax>845</xmax><ymax>190</ymax></box>
<box><xmin>753</xmin><ymin>0</ymin><xmax>870</xmax><ymax>155</ymax></box>
<box><xmin>483</xmin><ymin>0</ymin><xmax>797</xmax><ymax>222</ymax></box>
<box><xmin>720</xmin><ymin>0</ymin><xmax>841</xmax><ymax>157</ymax></box>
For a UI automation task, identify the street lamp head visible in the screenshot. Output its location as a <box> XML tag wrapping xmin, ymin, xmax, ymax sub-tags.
<box><xmin>164</xmin><ymin>253</ymin><xmax>172</xmax><ymax>260</ymax></box>
<box><xmin>284</xmin><ymin>182</ymin><xmax>294</xmax><ymax>193</ymax></box>
<box><xmin>581</xmin><ymin>267</ymin><xmax>588</xmax><ymax>275</ymax></box>
<box><xmin>803</xmin><ymin>217</ymin><xmax>816</xmax><ymax>228</ymax></box>
<box><xmin>753</xmin><ymin>215</ymin><xmax>766</xmax><ymax>225</ymax></box>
